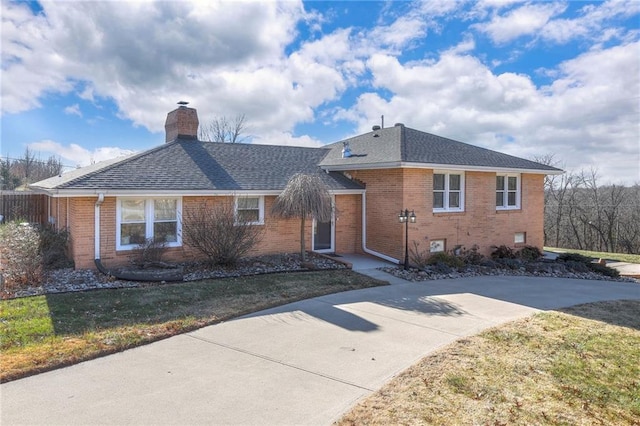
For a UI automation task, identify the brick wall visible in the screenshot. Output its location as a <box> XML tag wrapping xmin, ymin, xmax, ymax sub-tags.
<box><xmin>347</xmin><ymin>169</ymin><xmax>545</xmax><ymax>261</ymax></box>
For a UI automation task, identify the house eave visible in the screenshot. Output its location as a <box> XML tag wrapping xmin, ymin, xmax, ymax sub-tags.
<box><xmin>28</xmin><ymin>188</ymin><xmax>365</xmax><ymax>198</ymax></box>
<box><xmin>322</xmin><ymin>162</ymin><xmax>563</xmax><ymax>175</ymax></box>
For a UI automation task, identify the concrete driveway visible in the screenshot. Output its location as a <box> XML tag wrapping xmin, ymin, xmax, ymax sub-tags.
<box><xmin>2</xmin><ymin>274</ymin><xmax>639</xmax><ymax>426</ymax></box>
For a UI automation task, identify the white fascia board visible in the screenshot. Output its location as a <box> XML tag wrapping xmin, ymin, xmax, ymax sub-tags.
<box><xmin>323</xmin><ymin>162</ymin><xmax>563</xmax><ymax>175</ymax></box>
<box><xmin>35</xmin><ymin>188</ymin><xmax>366</xmax><ymax>198</ymax></box>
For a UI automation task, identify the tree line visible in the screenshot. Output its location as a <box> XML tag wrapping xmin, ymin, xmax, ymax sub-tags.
<box><xmin>1</xmin><ymin>148</ymin><xmax>65</xmax><ymax>190</ymax></box>
<box><xmin>540</xmin><ymin>155</ymin><xmax>639</xmax><ymax>254</ymax></box>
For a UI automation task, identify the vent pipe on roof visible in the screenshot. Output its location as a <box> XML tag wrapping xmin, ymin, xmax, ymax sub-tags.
<box><xmin>394</xmin><ymin>122</ymin><xmax>405</xmax><ymax>127</ymax></box>
<box><xmin>342</xmin><ymin>141</ymin><xmax>352</xmax><ymax>158</ymax></box>
<box><xmin>381</xmin><ymin>115</ymin><xmax>384</xmax><ymax>129</ymax></box>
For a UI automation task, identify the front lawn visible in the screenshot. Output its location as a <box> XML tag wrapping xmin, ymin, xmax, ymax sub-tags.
<box><xmin>545</xmin><ymin>247</ymin><xmax>640</xmax><ymax>264</ymax></box>
<box><xmin>0</xmin><ymin>270</ymin><xmax>386</xmax><ymax>383</ymax></box>
<box><xmin>338</xmin><ymin>300</ymin><xmax>640</xmax><ymax>425</ymax></box>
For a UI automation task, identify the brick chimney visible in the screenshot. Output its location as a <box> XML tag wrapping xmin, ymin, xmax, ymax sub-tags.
<box><xmin>165</xmin><ymin>102</ymin><xmax>199</xmax><ymax>143</ymax></box>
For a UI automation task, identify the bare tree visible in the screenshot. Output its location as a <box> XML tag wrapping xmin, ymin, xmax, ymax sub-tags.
<box><xmin>182</xmin><ymin>199</ymin><xmax>263</xmax><ymax>266</ymax></box>
<box><xmin>198</xmin><ymin>114</ymin><xmax>247</xmax><ymax>143</ymax></box>
<box><xmin>271</xmin><ymin>173</ymin><xmax>332</xmax><ymax>261</ymax></box>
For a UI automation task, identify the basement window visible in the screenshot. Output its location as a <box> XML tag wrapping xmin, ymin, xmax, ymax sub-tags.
<box><xmin>117</xmin><ymin>198</ymin><xmax>182</xmax><ymax>250</ymax></box>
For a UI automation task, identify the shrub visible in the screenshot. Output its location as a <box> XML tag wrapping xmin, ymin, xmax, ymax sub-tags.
<box><xmin>557</xmin><ymin>252</ymin><xmax>592</xmax><ymax>264</ymax></box>
<box><xmin>182</xmin><ymin>200</ymin><xmax>264</xmax><ymax>266</ymax></box>
<box><xmin>517</xmin><ymin>245</ymin><xmax>543</xmax><ymax>262</ymax></box>
<box><xmin>587</xmin><ymin>263</ymin><xmax>620</xmax><ymax>278</ymax></box>
<box><xmin>491</xmin><ymin>245</ymin><xmax>517</xmax><ymax>259</ymax></box>
<box><xmin>0</xmin><ymin>222</ymin><xmax>43</xmax><ymax>289</ymax></box>
<box><xmin>458</xmin><ymin>244</ymin><xmax>485</xmax><ymax>265</ymax></box>
<box><xmin>563</xmin><ymin>260</ymin><xmax>591</xmax><ymax>273</ymax></box>
<box><xmin>409</xmin><ymin>241</ymin><xmax>431</xmax><ymax>269</ymax></box>
<box><xmin>129</xmin><ymin>238</ymin><xmax>168</xmax><ymax>268</ymax></box>
<box><xmin>38</xmin><ymin>225</ymin><xmax>72</xmax><ymax>269</ymax></box>
<box><xmin>427</xmin><ymin>252</ymin><xmax>465</xmax><ymax>269</ymax></box>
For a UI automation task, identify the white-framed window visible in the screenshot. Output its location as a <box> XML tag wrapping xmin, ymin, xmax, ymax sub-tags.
<box><xmin>496</xmin><ymin>174</ymin><xmax>520</xmax><ymax>210</ymax></box>
<box><xmin>116</xmin><ymin>197</ymin><xmax>182</xmax><ymax>250</ymax></box>
<box><xmin>235</xmin><ymin>196</ymin><xmax>264</xmax><ymax>225</ymax></box>
<box><xmin>433</xmin><ymin>171</ymin><xmax>465</xmax><ymax>212</ymax></box>
<box><xmin>514</xmin><ymin>232</ymin><xmax>526</xmax><ymax>244</ymax></box>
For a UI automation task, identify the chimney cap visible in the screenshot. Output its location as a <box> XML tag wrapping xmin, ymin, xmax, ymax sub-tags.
<box><xmin>177</xmin><ymin>101</ymin><xmax>189</xmax><ymax>106</ymax></box>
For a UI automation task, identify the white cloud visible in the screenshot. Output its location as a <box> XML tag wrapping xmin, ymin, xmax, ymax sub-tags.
<box><xmin>252</xmin><ymin>132</ymin><xmax>323</xmax><ymax>148</ymax></box>
<box><xmin>474</xmin><ymin>2</ymin><xmax>567</xmax><ymax>44</ymax></box>
<box><xmin>347</xmin><ymin>42</ymin><xmax>640</xmax><ymax>184</ymax></box>
<box><xmin>28</xmin><ymin>140</ymin><xmax>136</xmax><ymax>168</ymax></box>
<box><xmin>63</xmin><ymin>104</ymin><xmax>81</xmax><ymax>117</ymax></box>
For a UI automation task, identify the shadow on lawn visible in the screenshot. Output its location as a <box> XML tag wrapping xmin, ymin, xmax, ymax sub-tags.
<box><xmin>558</xmin><ymin>299</ymin><xmax>640</xmax><ymax>331</ymax></box>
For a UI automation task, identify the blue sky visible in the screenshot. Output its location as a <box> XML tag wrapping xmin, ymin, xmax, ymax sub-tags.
<box><xmin>2</xmin><ymin>0</ymin><xmax>639</xmax><ymax>184</ymax></box>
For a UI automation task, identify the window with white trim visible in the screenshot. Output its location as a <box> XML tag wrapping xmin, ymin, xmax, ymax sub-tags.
<box><xmin>433</xmin><ymin>172</ymin><xmax>464</xmax><ymax>212</ymax></box>
<box><xmin>235</xmin><ymin>196</ymin><xmax>264</xmax><ymax>225</ymax></box>
<box><xmin>496</xmin><ymin>174</ymin><xmax>520</xmax><ymax>210</ymax></box>
<box><xmin>117</xmin><ymin>198</ymin><xmax>182</xmax><ymax>250</ymax></box>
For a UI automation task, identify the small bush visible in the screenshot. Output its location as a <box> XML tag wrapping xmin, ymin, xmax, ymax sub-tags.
<box><xmin>518</xmin><ymin>245</ymin><xmax>543</xmax><ymax>262</ymax></box>
<box><xmin>458</xmin><ymin>245</ymin><xmax>485</xmax><ymax>265</ymax></box>
<box><xmin>563</xmin><ymin>260</ymin><xmax>591</xmax><ymax>273</ymax></box>
<box><xmin>491</xmin><ymin>245</ymin><xmax>517</xmax><ymax>260</ymax></box>
<box><xmin>587</xmin><ymin>263</ymin><xmax>620</xmax><ymax>278</ymax></box>
<box><xmin>129</xmin><ymin>238</ymin><xmax>168</xmax><ymax>268</ymax></box>
<box><xmin>38</xmin><ymin>225</ymin><xmax>72</xmax><ymax>269</ymax></box>
<box><xmin>427</xmin><ymin>252</ymin><xmax>465</xmax><ymax>269</ymax></box>
<box><xmin>409</xmin><ymin>241</ymin><xmax>431</xmax><ymax>269</ymax></box>
<box><xmin>557</xmin><ymin>252</ymin><xmax>592</xmax><ymax>264</ymax></box>
<box><xmin>430</xmin><ymin>262</ymin><xmax>454</xmax><ymax>274</ymax></box>
<box><xmin>0</xmin><ymin>222</ymin><xmax>43</xmax><ymax>289</ymax></box>
<box><xmin>495</xmin><ymin>258</ymin><xmax>524</xmax><ymax>270</ymax></box>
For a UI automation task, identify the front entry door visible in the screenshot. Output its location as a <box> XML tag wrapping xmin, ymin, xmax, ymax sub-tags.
<box><xmin>313</xmin><ymin>219</ymin><xmax>333</xmax><ymax>252</ymax></box>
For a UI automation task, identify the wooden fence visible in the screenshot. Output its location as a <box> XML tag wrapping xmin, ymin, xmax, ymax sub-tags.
<box><xmin>0</xmin><ymin>192</ymin><xmax>47</xmax><ymax>224</ymax></box>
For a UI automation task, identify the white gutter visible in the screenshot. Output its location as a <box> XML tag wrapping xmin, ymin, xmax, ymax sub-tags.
<box><xmin>323</xmin><ymin>162</ymin><xmax>563</xmax><ymax>175</ymax></box>
<box><xmin>361</xmin><ymin>192</ymin><xmax>400</xmax><ymax>264</ymax></box>
<box><xmin>94</xmin><ymin>193</ymin><xmax>104</xmax><ymax>260</ymax></box>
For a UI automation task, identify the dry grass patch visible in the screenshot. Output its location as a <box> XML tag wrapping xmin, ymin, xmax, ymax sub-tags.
<box><xmin>338</xmin><ymin>300</ymin><xmax>640</xmax><ymax>426</ymax></box>
<box><xmin>1</xmin><ymin>270</ymin><xmax>386</xmax><ymax>383</ymax></box>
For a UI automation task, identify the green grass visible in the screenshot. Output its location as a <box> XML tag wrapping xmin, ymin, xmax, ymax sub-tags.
<box><xmin>545</xmin><ymin>247</ymin><xmax>640</xmax><ymax>264</ymax></box>
<box><xmin>338</xmin><ymin>300</ymin><xmax>640</xmax><ymax>426</ymax></box>
<box><xmin>0</xmin><ymin>270</ymin><xmax>386</xmax><ymax>382</ymax></box>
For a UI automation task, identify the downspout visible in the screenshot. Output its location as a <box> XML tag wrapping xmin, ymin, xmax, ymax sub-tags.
<box><xmin>94</xmin><ymin>193</ymin><xmax>104</xmax><ymax>260</ymax></box>
<box><xmin>362</xmin><ymin>192</ymin><xmax>400</xmax><ymax>264</ymax></box>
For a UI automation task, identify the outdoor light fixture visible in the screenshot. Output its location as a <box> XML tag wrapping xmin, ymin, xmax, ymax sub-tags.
<box><xmin>398</xmin><ymin>209</ymin><xmax>416</xmax><ymax>270</ymax></box>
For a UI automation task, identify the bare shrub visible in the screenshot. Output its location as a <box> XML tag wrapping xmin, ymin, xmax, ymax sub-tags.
<box><xmin>39</xmin><ymin>224</ymin><xmax>72</xmax><ymax>269</ymax></box>
<box><xmin>0</xmin><ymin>222</ymin><xmax>43</xmax><ymax>289</ymax></box>
<box><xmin>182</xmin><ymin>199</ymin><xmax>264</xmax><ymax>266</ymax></box>
<box><xmin>129</xmin><ymin>238</ymin><xmax>169</xmax><ymax>268</ymax></box>
<box><xmin>409</xmin><ymin>241</ymin><xmax>430</xmax><ymax>269</ymax></box>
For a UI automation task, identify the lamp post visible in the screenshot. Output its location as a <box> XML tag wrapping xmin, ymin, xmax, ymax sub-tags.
<box><xmin>398</xmin><ymin>209</ymin><xmax>416</xmax><ymax>270</ymax></box>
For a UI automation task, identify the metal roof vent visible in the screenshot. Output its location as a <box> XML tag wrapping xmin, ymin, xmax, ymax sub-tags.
<box><xmin>394</xmin><ymin>122</ymin><xmax>405</xmax><ymax>127</ymax></box>
<box><xmin>372</xmin><ymin>125</ymin><xmax>381</xmax><ymax>131</ymax></box>
<box><xmin>372</xmin><ymin>125</ymin><xmax>381</xmax><ymax>137</ymax></box>
<box><xmin>342</xmin><ymin>141</ymin><xmax>352</xmax><ymax>158</ymax></box>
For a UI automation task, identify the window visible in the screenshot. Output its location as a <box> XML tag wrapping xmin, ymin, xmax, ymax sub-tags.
<box><xmin>433</xmin><ymin>172</ymin><xmax>464</xmax><ymax>212</ymax></box>
<box><xmin>235</xmin><ymin>196</ymin><xmax>264</xmax><ymax>225</ymax></box>
<box><xmin>514</xmin><ymin>232</ymin><xmax>526</xmax><ymax>244</ymax></box>
<box><xmin>496</xmin><ymin>174</ymin><xmax>520</xmax><ymax>210</ymax></box>
<box><xmin>117</xmin><ymin>198</ymin><xmax>181</xmax><ymax>250</ymax></box>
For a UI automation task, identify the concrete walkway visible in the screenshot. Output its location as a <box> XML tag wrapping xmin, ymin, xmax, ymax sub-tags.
<box><xmin>2</xmin><ymin>262</ymin><xmax>639</xmax><ymax>425</ymax></box>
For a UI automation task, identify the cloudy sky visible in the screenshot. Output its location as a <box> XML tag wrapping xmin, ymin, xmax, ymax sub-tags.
<box><xmin>2</xmin><ymin>0</ymin><xmax>639</xmax><ymax>184</ymax></box>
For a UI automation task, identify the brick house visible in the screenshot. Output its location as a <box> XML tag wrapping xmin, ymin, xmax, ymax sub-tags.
<box><xmin>31</xmin><ymin>105</ymin><xmax>561</xmax><ymax>270</ymax></box>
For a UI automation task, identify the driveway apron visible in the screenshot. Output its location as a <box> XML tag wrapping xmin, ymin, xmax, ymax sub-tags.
<box><xmin>2</xmin><ymin>274</ymin><xmax>639</xmax><ymax>425</ymax></box>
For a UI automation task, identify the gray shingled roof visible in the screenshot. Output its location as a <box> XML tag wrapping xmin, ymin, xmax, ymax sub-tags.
<box><xmin>320</xmin><ymin>125</ymin><xmax>562</xmax><ymax>172</ymax></box>
<box><xmin>32</xmin><ymin>140</ymin><xmax>364</xmax><ymax>192</ymax></box>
